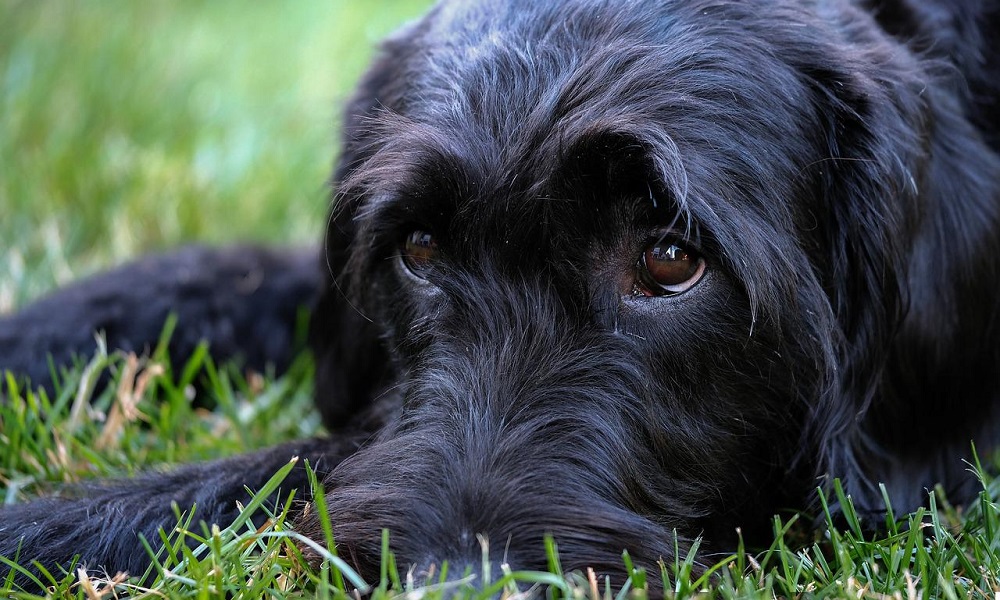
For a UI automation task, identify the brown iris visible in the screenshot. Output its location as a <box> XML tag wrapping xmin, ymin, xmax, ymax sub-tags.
<box><xmin>401</xmin><ymin>230</ymin><xmax>438</xmax><ymax>276</ymax></box>
<box><xmin>635</xmin><ymin>238</ymin><xmax>705</xmax><ymax>296</ymax></box>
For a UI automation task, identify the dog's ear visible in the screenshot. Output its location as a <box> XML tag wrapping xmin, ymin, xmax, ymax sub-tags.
<box><xmin>807</xmin><ymin>53</ymin><xmax>1000</xmax><ymax>519</ymax></box>
<box><xmin>309</xmin><ymin>21</ymin><xmax>432</xmax><ymax>429</ymax></box>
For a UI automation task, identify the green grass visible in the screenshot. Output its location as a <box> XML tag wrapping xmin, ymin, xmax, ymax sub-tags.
<box><xmin>3</xmin><ymin>2</ymin><xmax>1000</xmax><ymax>598</ymax></box>
<box><xmin>0</xmin><ymin>0</ymin><xmax>431</xmax><ymax>310</ymax></box>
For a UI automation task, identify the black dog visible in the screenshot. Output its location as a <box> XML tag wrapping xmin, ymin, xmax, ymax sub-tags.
<box><xmin>2</xmin><ymin>0</ymin><xmax>1000</xmax><ymax>590</ymax></box>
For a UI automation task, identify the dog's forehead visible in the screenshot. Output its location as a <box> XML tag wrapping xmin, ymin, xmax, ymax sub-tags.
<box><xmin>353</xmin><ymin>0</ymin><xmax>851</xmax><ymax>248</ymax></box>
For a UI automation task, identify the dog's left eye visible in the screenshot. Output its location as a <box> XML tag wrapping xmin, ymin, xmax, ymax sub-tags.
<box><xmin>634</xmin><ymin>238</ymin><xmax>706</xmax><ymax>296</ymax></box>
<box><xmin>401</xmin><ymin>230</ymin><xmax>438</xmax><ymax>276</ymax></box>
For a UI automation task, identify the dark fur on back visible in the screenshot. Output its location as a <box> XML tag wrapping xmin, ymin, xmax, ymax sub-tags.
<box><xmin>2</xmin><ymin>0</ymin><xmax>1000</xmax><ymax>591</ymax></box>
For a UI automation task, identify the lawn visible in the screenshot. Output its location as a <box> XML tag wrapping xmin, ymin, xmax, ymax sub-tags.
<box><xmin>2</xmin><ymin>1</ymin><xmax>1000</xmax><ymax>598</ymax></box>
<box><xmin>0</xmin><ymin>0</ymin><xmax>431</xmax><ymax>310</ymax></box>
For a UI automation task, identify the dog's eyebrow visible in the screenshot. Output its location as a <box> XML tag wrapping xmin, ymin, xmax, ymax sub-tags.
<box><xmin>338</xmin><ymin>113</ymin><xmax>479</xmax><ymax>219</ymax></box>
<box><xmin>553</xmin><ymin>121</ymin><xmax>697</xmax><ymax>221</ymax></box>
<box><xmin>337</xmin><ymin>124</ymin><xmax>496</xmax><ymax>257</ymax></box>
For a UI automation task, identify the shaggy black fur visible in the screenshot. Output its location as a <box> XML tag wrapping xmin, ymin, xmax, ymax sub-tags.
<box><xmin>0</xmin><ymin>245</ymin><xmax>321</xmax><ymax>386</ymax></box>
<box><xmin>2</xmin><ymin>0</ymin><xmax>1000</xmax><ymax>591</ymax></box>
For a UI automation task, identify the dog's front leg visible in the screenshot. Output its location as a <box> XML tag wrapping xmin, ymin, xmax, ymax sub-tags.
<box><xmin>0</xmin><ymin>437</ymin><xmax>346</xmax><ymax>593</ymax></box>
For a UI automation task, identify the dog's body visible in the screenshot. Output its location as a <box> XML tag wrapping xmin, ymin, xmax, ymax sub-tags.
<box><xmin>2</xmin><ymin>0</ymin><xmax>1000</xmax><ymax>589</ymax></box>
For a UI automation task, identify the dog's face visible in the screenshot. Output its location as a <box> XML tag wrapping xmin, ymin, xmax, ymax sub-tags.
<box><xmin>303</xmin><ymin>0</ymin><xmax>1000</xmax><ymax>582</ymax></box>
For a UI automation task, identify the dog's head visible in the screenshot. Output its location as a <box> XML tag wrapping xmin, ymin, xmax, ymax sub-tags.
<box><xmin>305</xmin><ymin>0</ymin><xmax>1000</xmax><ymax>582</ymax></box>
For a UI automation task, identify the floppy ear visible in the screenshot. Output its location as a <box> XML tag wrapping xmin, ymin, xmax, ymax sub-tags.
<box><xmin>808</xmin><ymin>52</ymin><xmax>1000</xmax><ymax>519</ymax></box>
<box><xmin>309</xmin><ymin>21</ymin><xmax>432</xmax><ymax>429</ymax></box>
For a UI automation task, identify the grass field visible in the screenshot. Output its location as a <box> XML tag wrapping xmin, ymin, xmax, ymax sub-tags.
<box><xmin>0</xmin><ymin>0</ymin><xmax>430</xmax><ymax>311</ymax></box>
<box><xmin>3</xmin><ymin>1</ymin><xmax>1000</xmax><ymax>598</ymax></box>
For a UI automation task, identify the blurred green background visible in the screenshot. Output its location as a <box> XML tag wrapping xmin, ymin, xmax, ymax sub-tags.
<box><xmin>0</xmin><ymin>0</ymin><xmax>433</xmax><ymax>312</ymax></box>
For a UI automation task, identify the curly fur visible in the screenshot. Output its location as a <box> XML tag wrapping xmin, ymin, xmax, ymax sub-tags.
<box><xmin>2</xmin><ymin>0</ymin><xmax>999</xmax><ymax>591</ymax></box>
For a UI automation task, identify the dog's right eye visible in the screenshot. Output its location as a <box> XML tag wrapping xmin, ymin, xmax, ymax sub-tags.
<box><xmin>401</xmin><ymin>230</ymin><xmax>438</xmax><ymax>277</ymax></box>
<box><xmin>634</xmin><ymin>237</ymin><xmax>706</xmax><ymax>297</ymax></box>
